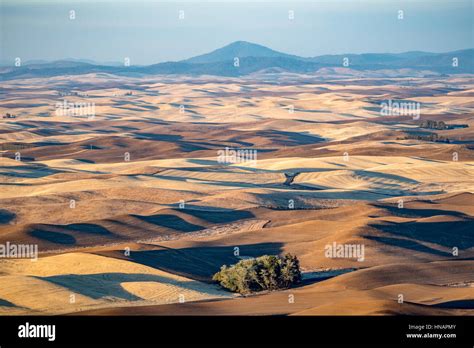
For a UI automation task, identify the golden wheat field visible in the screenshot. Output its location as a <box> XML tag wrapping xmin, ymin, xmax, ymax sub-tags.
<box><xmin>0</xmin><ymin>72</ymin><xmax>473</xmax><ymax>315</ymax></box>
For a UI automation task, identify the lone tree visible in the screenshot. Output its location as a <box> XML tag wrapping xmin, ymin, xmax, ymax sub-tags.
<box><xmin>212</xmin><ymin>254</ymin><xmax>302</xmax><ymax>294</ymax></box>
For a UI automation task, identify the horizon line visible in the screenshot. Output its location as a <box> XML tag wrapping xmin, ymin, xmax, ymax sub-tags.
<box><xmin>2</xmin><ymin>41</ymin><xmax>473</xmax><ymax>67</ymax></box>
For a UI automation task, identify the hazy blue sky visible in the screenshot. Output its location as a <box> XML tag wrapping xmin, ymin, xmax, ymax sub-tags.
<box><xmin>1</xmin><ymin>0</ymin><xmax>473</xmax><ymax>65</ymax></box>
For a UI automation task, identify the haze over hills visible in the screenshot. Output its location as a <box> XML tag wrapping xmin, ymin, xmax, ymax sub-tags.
<box><xmin>1</xmin><ymin>41</ymin><xmax>473</xmax><ymax>80</ymax></box>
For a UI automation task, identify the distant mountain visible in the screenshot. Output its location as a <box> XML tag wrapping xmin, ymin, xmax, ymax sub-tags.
<box><xmin>143</xmin><ymin>56</ymin><xmax>323</xmax><ymax>77</ymax></box>
<box><xmin>1</xmin><ymin>41</ymin><xmax>473</xmax><ymax>80</ymax></box>
<box><xmin>183</xmin><ymin>41</ymin><xmax>299</xmax><ymax>64</ymax></box>
<box><xmin>0</xmin><ymin>58</ymin><xmax>123</xmax><ymax>68</ymax></box>
<box><xmin>59</xmin><ymin>58</ymin><xmax>123</xmax><ymax>66</ymax></box>
<box><xmin>20</xmin><ymin>60</ymin><xmax>95</xmax><ymax>70</ymax></box>
<box><xmin>306</xmin><ymin>49</ymin><xmax>474</xmax><ymax>71</ymax></box>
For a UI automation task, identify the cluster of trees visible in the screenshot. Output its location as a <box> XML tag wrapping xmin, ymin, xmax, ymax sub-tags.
<box><xmin>419</xmin><ymin>120</ymin><xmax>447</xmax><ymax>130</ymax></box>
<box><xmin>58</xmin><ymin>91</ymin><xmax>82</xmax><ymax>97</ymax></box>
<box><xmin>419</xmin><ymin>120</ymin><xmax>468</xmax><ymax>130</ymax></box>
<box><xmin>0</xmin><ymin>142</ymin><xmax>33</xmax><ymax>151</ymax></box>
<box><xmin>402</xmin><ymin>133</ymin><xmax>450</xmax><ymax>143</ymax></box>
<box><xmin>212</xmin><ymin>254</ymin><xmax>302</xmax><ymax>294</ymax></box>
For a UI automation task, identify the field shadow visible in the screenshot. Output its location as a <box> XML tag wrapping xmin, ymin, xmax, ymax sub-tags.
<box><xmin>29</xmin><ymin>229</ymin><xmax>77</xmax><ymax>245</ymax></box>
<box><xmin>124</xmin><ymin>242</ymin><xmax>284</xmax><ymax>281</ymax></box>
<box><xmin>431</xmin><ymin>299</ymin><xmax>474</xmax><ymax>309</ymax></box>
<box><xmin>0</xmin><ymin>209</ymin><xmax>16</xmax><ymax>224</ymax></box>
<box><xmin>373</xmin><ymin>203</ymin><xmax>472</xmax><ymax>219</ymax></box>
<box><xmin>364</xmin><ymin>235</ymin><xmax>452</xmax><ymax>257</ymax></box>
<box><xmin>368</xmin><ymin>219</ymin><xmax>474</xmax><ymax>250</ymax></box>
<box><xmin>0</xmin><ymin>298</ymin><xmax>18</xmax><ymax>308</ymax></box>
<box><xmin>134</xmin><ymin>133</ymin><xmax>182</xmax><ymax>141</ymax></box>
<box><xmin>173</xmin><ymin>207</ymin><xmax>254</xmax><ymax>224</ymax></box>
<box><xmin>41</xmin><ymin>272</ymin><xmax>224</xmax><ymax>301</ymax></box>
<box><xmin>255</xmin><ymin>130</ymin><xmax>325</xmax><ymax>146</ymax></box>
<box><xmin>0</xmin><ymin>165</ymin><xmax>60</xmax><ymax>178</ymax></box>
<box><xmin>352</xmin><ymin>170</ymin><xmax>419</xmax><ymax>185</ymax></box>
<box><xmin>28</xmin><ymin>223</ymin><xmax>113</xmax><ymax>245</ymax></box>
<box><xmin>132</xmin><ymin>214</ymin><xmax>203</xmax><ymax>232</ymax></box>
